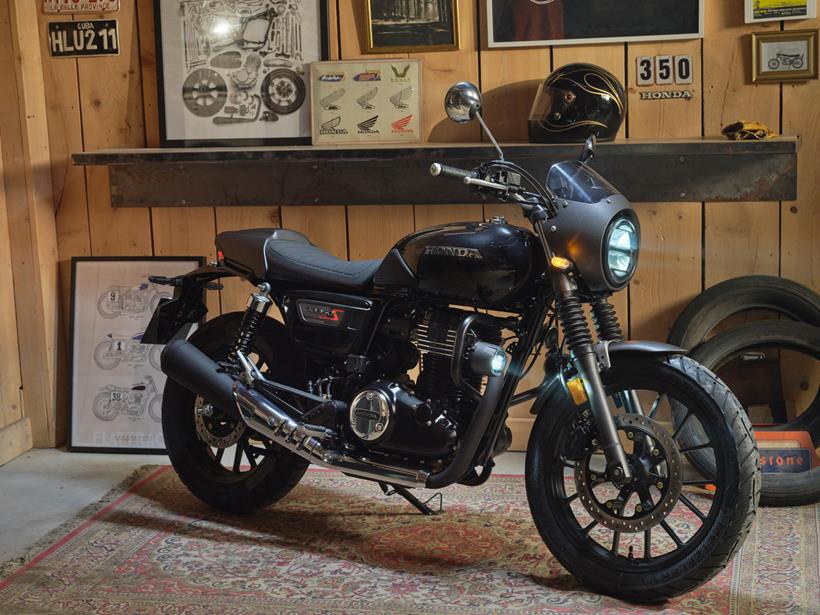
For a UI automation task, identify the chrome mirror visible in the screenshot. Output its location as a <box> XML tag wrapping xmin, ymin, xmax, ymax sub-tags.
<box><xmin>444</xmin><ymin>82</ymin><xmax>483</xmax><ymax>124</ymax></box>
<box><xmin>580</xmin><ymin>135</ymin><xmax>597</xmax><ymax>164</ymax></box>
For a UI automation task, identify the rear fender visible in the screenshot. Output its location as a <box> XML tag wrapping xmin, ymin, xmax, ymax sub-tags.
<box><xmin>529</xmin><ymin>341</ymin><xmax>686</xmax><ymax>415</ymax></box>
<box><xmin>142</xmin><ymin>265</ymin><xmax>238</xmax><ymax>344</ymax></box>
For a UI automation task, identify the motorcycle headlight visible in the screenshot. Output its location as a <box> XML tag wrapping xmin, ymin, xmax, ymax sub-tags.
<box><xmin>604</xmin><ymin>216</ymin><xmax>639</xmax><ymax>287</ymax></box>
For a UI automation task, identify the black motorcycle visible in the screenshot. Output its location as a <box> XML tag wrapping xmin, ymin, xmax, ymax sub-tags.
<box><xmin>143</xmin><ymin>82</ymin><xmax>759</xmax><ymax>601</ymax></box>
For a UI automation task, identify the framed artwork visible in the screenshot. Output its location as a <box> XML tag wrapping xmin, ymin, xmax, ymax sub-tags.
<box><xmin>310</xmin><ymin>59</ymin><xmax>422</xmax><ymax>144</ymax></box>
<box><xmin>69</xmin><ymin>257</ymin><xmax>204</xmax><ymax>453</ymax></box>
<box><xmin>364</xmin><ymin>0</ymin><xmax>459</xmax><ymax>52</ymax></box>
<box><xmin>487</xmin><ymin>0</ymin><xmax>703</xmax><ymax>48</ymax></box>
<box><xmin>746</xmin><ymin>0</ymin><xmax>817</xmax><ymax>23</ymax></box>
<box><xmin>154</xmin><ymin>0</ymin><xmax>329</xmax><ymax>147</ymax></box>
<box><xmin>752</xmin><ymin>30</ymin><xmax>818</xmax><ymax>82</ymax></box>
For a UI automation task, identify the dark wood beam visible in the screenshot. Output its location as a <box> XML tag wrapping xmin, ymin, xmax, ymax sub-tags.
<box><xmin>72</xmin><ymin>137</ymin><xmax>798</xmax><ymax>207</ymax></box>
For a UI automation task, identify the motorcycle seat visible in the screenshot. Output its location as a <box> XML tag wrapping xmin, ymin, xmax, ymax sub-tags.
<box><xmin>216</xmin><ymin>228</ymin><xmax>381</xmax><ymax>291</ymax></box>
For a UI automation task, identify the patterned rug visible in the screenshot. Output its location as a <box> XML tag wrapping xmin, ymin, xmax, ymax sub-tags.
<box><xmin>0</xmin><ymin>467</ymin><xmax>818</xmax><ymax>615</ymax></box>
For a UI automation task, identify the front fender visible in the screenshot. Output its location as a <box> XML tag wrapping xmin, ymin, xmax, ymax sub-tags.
<box><xmin>529</xmin><ymin>341</ymin><xmax>686</xmax><ymax>415</ymax></box>
<box><xmin>141</xmin><ymin>265</ymin><xmax>238</xmax><ymax>344</ymax></box>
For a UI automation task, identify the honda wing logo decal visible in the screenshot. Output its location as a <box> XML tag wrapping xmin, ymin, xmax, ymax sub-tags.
<box><xmin>357</xmin><ymin>116</ymin><xmax>379</xmax><ymax>134</ymax></box>
<box><xmin>319</xmin><ymin>116</ymin><xmax>348</xmax><ymax>135</ymax></box>
<box><xmin>391</xmin><ymin>115</ymin><xmax>413</xmax><ymax>133</ymax></box>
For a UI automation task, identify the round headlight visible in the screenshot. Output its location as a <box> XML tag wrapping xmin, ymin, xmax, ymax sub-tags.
<box><xmin>604</xmin><ymin>216</ymin><xmax>639</xmax><ymax>287</ymax></box>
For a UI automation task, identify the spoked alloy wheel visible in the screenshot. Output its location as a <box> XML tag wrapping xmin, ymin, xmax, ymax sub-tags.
<box><xmin>261</xmin><ymin>69</ymin><xmax>306</xmax><ymax>115</ymax></box>
<box><xmin>526</xmin><ymin>355</ymin><xmax>759</xmax><ymax>602</ymax></box>
<box><xmin>162</xmin><ymin>313</ymin><xmax>308</xmax><ymax>513</ymax></box>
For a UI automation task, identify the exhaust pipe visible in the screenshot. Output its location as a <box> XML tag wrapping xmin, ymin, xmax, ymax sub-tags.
<box><xmin>161</xmin><ymin>340</ymin><xmax>428</xmax><ymax>488</ymax></box>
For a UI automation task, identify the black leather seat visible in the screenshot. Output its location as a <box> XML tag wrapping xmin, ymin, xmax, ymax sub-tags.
<box><xmin>216</xmin><ymin>228</ymin><xmax>381</xmax><ymax>291</ymax></box>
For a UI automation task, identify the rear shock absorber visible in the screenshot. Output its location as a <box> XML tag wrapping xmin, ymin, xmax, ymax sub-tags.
<box><xmin>231</xmin><ymin>283</ymin><xmax>273</xmax><ymax>356</ymax></box>
<box><xmin>591</xmin><ymin>298</ymin><xmax>624</xmax><ymax>342</ymax></box>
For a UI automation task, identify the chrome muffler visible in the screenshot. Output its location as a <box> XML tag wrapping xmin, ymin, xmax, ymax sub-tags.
<box><xmin>162</xmin><ymin>340</ymin><xmax>427</xmax><ymax>488</ymax></box>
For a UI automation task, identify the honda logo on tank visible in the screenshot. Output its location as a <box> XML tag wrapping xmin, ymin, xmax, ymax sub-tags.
<box><xmin>43</xmin><ymin>0</ymin><xmax>120</xmax><ymax>13</ymax></box>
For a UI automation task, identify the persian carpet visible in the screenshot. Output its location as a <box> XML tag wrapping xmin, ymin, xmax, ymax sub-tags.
<box><xmin>0</xmin><ymin>466</ymin><xmax>818</xmax><ymax>615</ymax></box>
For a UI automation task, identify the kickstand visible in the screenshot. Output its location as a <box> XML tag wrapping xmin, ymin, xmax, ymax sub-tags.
<box><xmin>379</xmin><ymin>482</ymin><xmax>443</xmax><ymax>516</ymax></box>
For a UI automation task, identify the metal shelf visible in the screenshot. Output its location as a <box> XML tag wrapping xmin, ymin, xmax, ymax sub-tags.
<box><xmin>72</xmin><ymin>137</ymin><xmax>798</xmax><ymax>207</ymax></box>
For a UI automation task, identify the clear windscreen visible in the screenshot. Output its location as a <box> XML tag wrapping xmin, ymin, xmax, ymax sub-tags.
<box><xmin>546</xmin><ymin>161</ymin><xmax>620</xmax><ymax>204</ymax></box>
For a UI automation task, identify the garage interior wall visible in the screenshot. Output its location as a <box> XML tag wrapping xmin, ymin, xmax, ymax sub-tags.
<box><xmin>6</xmin><ymin>0</ymin><xmax>816</xmax><ymax>452</ymax></box>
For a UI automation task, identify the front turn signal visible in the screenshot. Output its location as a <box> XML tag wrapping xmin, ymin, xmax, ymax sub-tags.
<box><xmin>566</xmin><ymin>376</ymin><xmax>588</xmax><ymax>406</ymax></box>
<box><xmin>551</xmin><ymin>256</ymin><xmax>573</xmax><ymax>271</ymax></box>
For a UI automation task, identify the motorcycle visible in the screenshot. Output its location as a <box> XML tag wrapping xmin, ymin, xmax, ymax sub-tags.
<box><xmin>97</xmin><ymin>282</ymin><xmax>169</xmax><ymax>319</ymax></box>
<box><xmin>92</xmin><ymin>375</ymin><xmax>163</xmax><ymax>423</ymax></box>
<box><xmin>94</xmin><ymin>333</ymin><xmax>162</xmax><ymax>371</ymax></box>
<box><xmin>144</xmin><ymin>82</ymin><xmax>759</xmax><ymax>601</ymax></box>
<box><xmin>768</xmin><ymin>52</ymin><xmax>804</xmax><ymax>70</ymax></box>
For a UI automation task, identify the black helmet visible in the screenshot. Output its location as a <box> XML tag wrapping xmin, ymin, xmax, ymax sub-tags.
<box><xmin>528</xmin><ymin>63</ymin><xmax>626</xmax><ymax>144</ymax></box>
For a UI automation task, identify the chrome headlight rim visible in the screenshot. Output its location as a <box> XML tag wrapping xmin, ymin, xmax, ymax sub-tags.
<box><xmin>603</xmin><ymin>214</ymin><xmax>640</xmax><ymax>289</ymax></box>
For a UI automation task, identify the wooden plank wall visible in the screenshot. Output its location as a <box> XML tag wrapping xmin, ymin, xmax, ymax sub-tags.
<box><xmin>38</xmin><ymin>2</ymin><xmax>817</xmax><ymax>447</ymax></box>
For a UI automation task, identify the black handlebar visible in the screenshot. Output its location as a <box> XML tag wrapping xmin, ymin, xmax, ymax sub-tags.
<box><xmin>429</xmin><ymin>163</ymin><xmax>476</xmax><ymax>181</ymax></box>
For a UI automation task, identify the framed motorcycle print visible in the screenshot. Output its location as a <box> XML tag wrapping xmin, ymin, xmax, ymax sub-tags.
<box><xmin>69</xmin><ymin>256</ymin><xmax>205</xmax><ymax>453</ymax></box>
<box><xmin>154</xmin><ymin>0</ymin><xmax>330</xmax><ymax>147</ymax></box>
<box><xmin>752</xmin><ymin>29</ymin><xmax>818</xmax><ymax>82</ymax></box>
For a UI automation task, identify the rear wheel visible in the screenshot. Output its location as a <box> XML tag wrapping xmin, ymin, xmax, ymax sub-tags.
<box><xmin>162</xmin><ymin>313</ymin><xmax>309</xmax><ymax>513</ymax></box>
<box><xmin>526</xmin><ymin>355</ymin><xmax>759</xmax><ymax>602</ymax></box>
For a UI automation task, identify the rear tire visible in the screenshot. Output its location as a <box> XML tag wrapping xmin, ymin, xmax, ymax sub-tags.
<box><xmin>526</xmin><ymin>355</ymin><xmax>759</xmax><ymax>602</ymax></box>
<box><xmin>162</xmin><ymin>313</ymin><xmax>309</xmax><ymax>514</ymax></box>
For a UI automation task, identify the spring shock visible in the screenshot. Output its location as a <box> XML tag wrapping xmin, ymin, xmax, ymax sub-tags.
<box><xmin>557</xmin><ymin>293</ymin><xmax>593</xmax><ymax>352</ymax></box>
<box><xmin>231</xmin><ymin>283</ymin><xmax>273</xmax><ymax>356</ymax></box>
<box><xmin>591</xmin><ymin>298</ymin><xmax>624</xmax><ymax>342</ymax></box>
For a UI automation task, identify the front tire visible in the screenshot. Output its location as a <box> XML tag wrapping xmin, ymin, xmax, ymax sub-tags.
<box><xmin>526</xmin><ymin>355</ymin><xmax>759</xmax><ymax>602</ymax></box>
<box><xmin>162</xmin><ymin>313</ymin><xmax>309</xmax><ymax>513</ymax></box>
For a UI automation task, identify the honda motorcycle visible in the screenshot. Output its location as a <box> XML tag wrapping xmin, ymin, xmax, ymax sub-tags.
<box><xmin>144</xmin><ymin>83</ymin><xmax>759</xmax><ymax>601</ymax></box>
<box><xmin>94</xmin><ymin>333</ymin><xmax>162</xmax><ymax>371</ymax></box>
<box><xmin>92</xmin><ymin>375</ymin><xmax>163</xmax><ymax>423</ymax></box>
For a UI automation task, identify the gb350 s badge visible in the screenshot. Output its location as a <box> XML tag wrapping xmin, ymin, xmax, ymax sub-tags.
<box><xmin>423</xmin><ymin>246</ymin><xmax>483</xmax><ymax>259</ymax></box>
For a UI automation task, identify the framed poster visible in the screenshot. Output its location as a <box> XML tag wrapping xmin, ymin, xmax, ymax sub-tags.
<box><xmin>155</xmin><ymin>0</ymin><xmax>329</xmax><ymax>147</ymax></box>
<box><xmin>364</xmin><ymin>0</ymin><xmax>459</xmax><ymax>53</ymax></box>
<box><xmin>746</xmin><ymin>0</ymin><xmax>817</xmax><ymax>23</ymax></box>
<box><xmin>752</xmin><ymin>29</ymin><xmax>818</xmax><ymax>82</ymax></box>
<box><xmin>310</xmin><ymin>59</ymin><xmax>422</xmax><ymax>145</ymax></box>
<box><xmin>69</xmin><ymin>257</ymin><xmax>204</xmax><ymax>453</ymax></box>
<box><xmin>487</xmin><ymin>0</ymin><xmax>704</xmax><ymax>48</ymax></box>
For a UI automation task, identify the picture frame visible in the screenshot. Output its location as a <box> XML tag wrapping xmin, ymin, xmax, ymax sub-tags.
<box><xmin>745</xmin><ymin>0</ymin><xmax>817</xmax><ymax>24</ymax></box>
<box><xmin>310</xmin><ymin>59</ymin><xmax>422</xmax><ymax>145</ymax></box>
<box><xmin>364</xmin><ymin>0</ymin><xmax>460</xmax><ymax>53</ymax></box>
<box><xmin>154</xmin><ymin>0</ymin><xmax>329</xmax><ymax>147</ymax></box>
<box><xmin>68</xmin><ymin>256</ymin><xmax>205</xmax><ymax>453</ymax></box>
<box><xmin>487</xmin><ymin>0</ymin><xmax>703</xmax><ymax>49</ymax></box>
<box><xmin>752</xmin><ymin>30</ymin><xmax>818</xmax><ymax>83</ymax></box>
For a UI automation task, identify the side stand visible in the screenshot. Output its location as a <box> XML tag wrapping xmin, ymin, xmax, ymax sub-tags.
<box><xmin>379</xmin><ymin>482</ymin><xmax>443</xmax><ymax>516</ymax></box>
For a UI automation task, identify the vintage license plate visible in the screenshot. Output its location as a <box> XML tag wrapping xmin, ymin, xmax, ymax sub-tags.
<box><xmin>47</xmin><ymin>19</ymin><xmax>119</xmax><ymax>58</ymax></box>
<box><xmin>43</xmin><ymin>1</ymin><xmax>120</xmax><ymax>13</ymax></box>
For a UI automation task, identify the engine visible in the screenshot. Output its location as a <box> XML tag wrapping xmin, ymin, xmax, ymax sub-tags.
<box><xmin>348</xmin><ymin>307</ymin><xmax>504</xmax><ymax>459</ymax></box>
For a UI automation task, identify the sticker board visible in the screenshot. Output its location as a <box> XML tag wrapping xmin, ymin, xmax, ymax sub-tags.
<box><xmin>310</xmin><ymin>59</ymin><xmax>422</xmax><ymax>145</ymax></box>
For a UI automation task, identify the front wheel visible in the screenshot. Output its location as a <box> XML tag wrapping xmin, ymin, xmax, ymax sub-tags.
<box><xmin>769</xmin><ymin>58</ymin><xmax>781</xmax><ymax>70</ymax></box>
<box><xmin>526</xmin><ymin>355</ymin><xmax>759</xmax><ymax>602</ymax></box>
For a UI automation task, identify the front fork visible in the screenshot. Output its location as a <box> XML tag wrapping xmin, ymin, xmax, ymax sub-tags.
<box><xmin>532</xmin><ymin>215</ymin><xmax>632</xmax><ymax>481</ymax></box>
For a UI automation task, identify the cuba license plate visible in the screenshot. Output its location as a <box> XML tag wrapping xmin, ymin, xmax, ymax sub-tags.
<box><xmin>47</xmin><ymin>19</ymin><xmax>119</xmax><ymax>58</ymax></box>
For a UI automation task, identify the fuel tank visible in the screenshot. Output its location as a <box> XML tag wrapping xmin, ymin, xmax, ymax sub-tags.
<box><xmin>377</xmin><ymin>219</ymin><xmax>541</xmax><ymax>305</ymax></box>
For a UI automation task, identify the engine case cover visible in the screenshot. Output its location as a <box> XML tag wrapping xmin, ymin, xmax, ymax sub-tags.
<box><xmin>349</xmin><ymin>380</ymin><xmax>458</xmax><ymax>458</ymax></box>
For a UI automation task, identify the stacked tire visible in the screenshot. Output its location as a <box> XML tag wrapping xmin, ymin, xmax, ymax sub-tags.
<box><xmin>668</xmin><ymin>276</ymin><xmax>820</xmax><ymax>506</ymax></box>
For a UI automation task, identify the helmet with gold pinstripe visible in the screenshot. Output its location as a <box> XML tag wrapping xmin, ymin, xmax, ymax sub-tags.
<box><xmin>528</xmin><ymin>63</ymin><xmax>626</xmax><ymax>143</ymax></box>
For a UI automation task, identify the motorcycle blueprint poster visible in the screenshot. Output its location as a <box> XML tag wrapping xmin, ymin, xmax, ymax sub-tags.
<box><xmin>156</xmin><ymin>0</ymin><xmax>326</xmax><ymax>146</ymax></box>
<box><xmin>69</xmin><ymin>258</ymin><xmax>203</xmax><ymax>452</ymax></box>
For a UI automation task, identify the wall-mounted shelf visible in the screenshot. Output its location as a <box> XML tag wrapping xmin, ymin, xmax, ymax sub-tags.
<box><xmin>72</xmin><ymin>137</ymin><xmax>798</xmax><ymax>207</ymax></box>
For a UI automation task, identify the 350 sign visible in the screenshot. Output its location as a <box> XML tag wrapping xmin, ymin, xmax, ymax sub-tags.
<box><xmin>636</xmin><ymin>55</ymin><xmax>694</xmax><ymax>86</ymax></box>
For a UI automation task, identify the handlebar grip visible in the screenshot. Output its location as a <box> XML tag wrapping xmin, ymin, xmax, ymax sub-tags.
<box><xmin>430</xmin><ymin>163</ymin><xmax>476</xmax><ymax>181</ymax></box>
